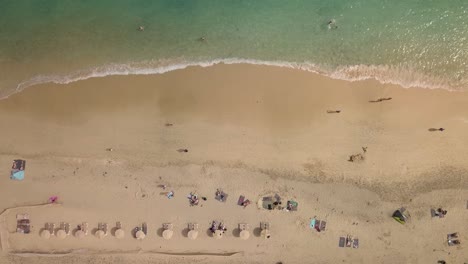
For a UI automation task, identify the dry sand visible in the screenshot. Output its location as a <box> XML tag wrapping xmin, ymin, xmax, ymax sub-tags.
<box><xmin>0</xmin><ymin>64</ymin><xmax>467</xmax><ymax>264</ymax></box>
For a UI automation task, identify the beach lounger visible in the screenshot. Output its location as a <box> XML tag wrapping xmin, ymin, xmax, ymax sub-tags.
<box><xmin>188</xmin><ymin>223</ymin><xmax>198</xmax><ymax>230</ymax></box>
<box><xmin>10</xmin><ymin>159</ymin><xmax>26</xmax><ymax>180</ymax></box>
<box><xmin>447</xmin><ymin>233</ymin><xmax>458</xmax><ymax>240</ymax></box>
<box><xmin>238</xmin><ymin>195</ymin><xmax>245</xmax><ymax>206</ymax></box>
<box><xmin>431</xmin><ymin>209</ymin><xmax>437</xmax><ymax>217</ymax></box>
<box><xmin>239</xmin><ymin>223</ymin><xmax>249</xmax><ymax>231</ymax></box>
<box><xmin>215</xmin><ymin>189</ymin><xmax>228</xmax><ymax>202</ymax></box>
<box><xmin>448</xmin><ymin>239</ymin><xmax>460</xmax><ymax>246</ymax></box>
<box><xmin>260</xmin><ymin>222</ymin><xmax>270</xmax><ymax>230</ymax></box>
<box><xmin>319</xmin><ymin>220</ymin><xmax>327</xmax><ymax>231</ymax></box>
<box><xmin>46</xmin><ymin>223</ymin><xmax>55</xmax><ymax>235</ymax></box>
<box><xmin>314</xmin><ymin>220</ymin><xmax>321</xmax><ymax>232</ymax></box>
<box><xmin>163</xmin><ymin>223</ymin><xmax>173</xmax><ymax>230</ymax></box>
<box><xmin>353</xmin><ymin>238</ymin><xmax>359</xmax><ymax>248</ymax></box>
<box><xmin>142</xmin><ymin>222</ymin><xmax>148</xmax><ymax>235</ymax></box>
<box><xmin>16</xmin><ymin>214</ymin><xmax>30</xmax><ymax>234</ymax></box>
<box><xmin>346</xmin><ymin>235</ymin><xmax>352</xmax><ymax>247</ymax></box>
<box><xmin>78</xmin><ymin>222</ymin><xmax>89</xmax><ymax>234</ymax></box>
<box><xmin>60</xmin><ymin>222</ymin><xmax>71</xmax><ymax>235</ymax></box>
<box><xmin>116</xmin><ymin>221</ymin><xmax>122</xmax><ymax>230</ymax></box>
<box><xmin>339</xmin><ymin>237</ymin><xmax>346</xmax><ymax>247</ymax></box>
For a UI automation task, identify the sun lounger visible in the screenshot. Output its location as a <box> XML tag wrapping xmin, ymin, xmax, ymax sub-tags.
<box><xmin>163</xmin><ymin>223</ymin><xmax>173</xmax><ymax>230</ymax></box>
<box><xmin>447</xmin><ymin>233</ymin><xmax>458</xmax><ymax>240</ymax></box>
<box><xmin>339</xmin><ymin>237</ymin><xmax>346</xmax><ymax>247</ymax></box>
<box><xmin>78</xmin><ymin>222</ymin><xmax>88</xmax><ymax>234</ymax></box>
<box><xmin>46</xmin><ymin>223</ymin><xmax>55</xmax><ymax>235</ymax></box>
<box><xmin>215</xmin><ymin>189</ymin><xmax>228</xmax><ymax>202</ymax></box>
<box><xmin>11</xmin><ymin>160</ymin><xmax>26</xmax><ymax>180</ymax></box>
<box><xmin>238</xmin><ymin>223</ymin><xmax>249</xmax><ymax>231</ymax></box>
<box><xmin>353</xmin><ymin>238</ymin><xmax>359</xmax><ymax>248</ymax></box>
<box><xmin>238</xmin><ymin>195</ymin><xmax>245</xmax><ymax>206</ymax></box>
<box><xmin>319</xmin><ymin>220</ymin><xmax>327</xmax><ymax>231</ymax></box>
<box><xmin>116</xmin><ymin>221</ymin><xmax>122</xmax><ymax>230</ymax></box>
<box><xmin>16</xmin><ymin>214</ymin><xmax>30</xmax><ymax>234</ymax></box>
<box><xmin>260</xmin><ymin>222</ymin><xmax>270</xmax><ymax>230</ymax></box>
<box><xmin>60</xmin><ymin>222</ymin><xmax>71</xmax><ymax>235</ymax></box>
<box><xmin>142</xmin><ymin>222</ymin><xmax>148</xmax><ymax>235</ymax></box>
<box><xmin>346</xmin><ymin>235</ymin><xmax>352</xmax><ymax>247</ymax></box>
<box><xmin>448</xmin><ymin>239</ymin><xmax>460</xmax><ymax>246</ymax></box>
<box><xmin>188</xmin><ymin>223</ymin><xmax>198</xmax><ymax>230</ymax></box>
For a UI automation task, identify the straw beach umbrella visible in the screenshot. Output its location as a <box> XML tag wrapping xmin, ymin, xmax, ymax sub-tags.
<box><xmin>135</xmin><ymin>230</ymin><xmax>145</xmax><ymax>240</ymax></box>
<box><xmin>40</xmin><ymin>229</ymin><xmax>51</xmax><ymax>239</ymax></box>
<box><xmin>115</xmin><ymin>229</ymin><xmax>125</xmax><ymax>239</ymax></box>
<box><xmin>75</xmin><ymin>230</ymin><xmax>85</xmax><ymax>239</ymax></box>
<box><xmin>162</xmin><ymin>229</ymin><xmax>173</xmax><ymax>240</ymax></box>
<box><xmin>95</xmin><ymin>230</ymin><xmax>105</xmax><ymax>239</ymax></box>
<box><xmin>56</xmin><ymin>229</ymin><xmax>67</xmax><ymax>240</ymax></box>
<box><xmin>188</xmin><ymin>230</ymin><xmax>198</xmax><ymax>240</ymax></box>
<box><xmin>214</xmin><ymin>229</ymin><xmax>223</xmax><ymax>239</ymax></box>
<box><xmin>240</xmin><ymin>230</ymin><xmax>250</xmax><ymax>240</ymax></box>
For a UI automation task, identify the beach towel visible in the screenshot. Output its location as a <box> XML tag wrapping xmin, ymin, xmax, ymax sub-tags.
<box><xmin>11</xmin><ymin>170</ymin><xmax>24</xmax><ymax>180</ymax></box>
<box><xmin>309</xmin><ymin>219</ymin><xmax>316</xmax><ymax>229</ymax></box>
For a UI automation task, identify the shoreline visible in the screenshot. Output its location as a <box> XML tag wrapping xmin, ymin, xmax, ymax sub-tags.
<box><xmin>0</xmin><ymin>64</ymin><xmax>467</xmax><ymax>263</ymax></box>
<box><xmin>3</xmin><ymin>59</ymin><xmax>460</xmax><ymax>100</ymax></box>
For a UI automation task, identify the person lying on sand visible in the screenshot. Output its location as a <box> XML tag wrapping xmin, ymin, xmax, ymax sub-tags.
<box><xmin>369</xmin><ymin>97</ymin><xmax>392</xmax><ymax>103</ymax></box>
<box><xmin>177</xmin><ymin>149</ymin><xmax>189</xmax><ymax>153</ymax></box>
<box><xmin>327</xmin><ymin>110</ymin><xmax>341</xmax><ymax>114</ymax></box>
<box><xmin>428</xmin><ymin>128</ymin><xmax>445</xmax><ymax>132</ymax></box>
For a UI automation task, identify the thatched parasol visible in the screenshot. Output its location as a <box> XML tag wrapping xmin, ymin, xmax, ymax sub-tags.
<box><xmin>115</xmin><ymin>228</ymin><xmax>125</xmax><ymax>239</ymax></box>
<box><xmin>188</xmin><ymin>230</ymin><xmax>198</xmax><ymax>240</ymax></box>
<box><xmin>240</xmin><ymin>230</ymin><xmax>250</xmax><ymax>240</ymax></box>
<box><xmin>40</xmin><ymin>229</ymin><xmax>51</xmax><ymax>239</ymax></box>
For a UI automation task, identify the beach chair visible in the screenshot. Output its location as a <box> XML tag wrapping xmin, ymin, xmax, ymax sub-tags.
<box><xmin>238</xmin><ymin>195</ymin><xmax>245</xmax><ymax>206</ymax></box>
<box><xmin>448</xmin><ymin>239</ymin><xmax>460</xmax><ymax>246</ymax></box>
<box><xmin>78</xmin><ymin>222</ymin><xmax>89</xmax><ymax>235</ymax></box>
<box><xmin>215</xmin><ymin>189</ymin><xmax>228</xmax><ymax>202</ymax></box>
<box><xmin>447</xmin><ymin>233</ymin><xmax>458</xmax><ymax>240</ymax></box>
<box><xmin>260</xmin><ymin>222</ymin><xmax>271</xmax><ymax>239</ymax></box>
<box><xmin>60</xmin><ymin>222</ymin><xmax>71</xmax><ymax>235</ymax></box>
<box><xmin>116</xmin><ymin>221</ymin><xmax>122</xmax><ymax>230</ymax></box>
<box><xmin>188</xmin><ymin>223</ymin><xmax>199</xmax><ymax>231</ymax></box>
<box><xmin>46</xmin><ymin>223</ymin><xmax>55</xmax><ymax>235</ymax></box>
<box><xmin>338</xmin><ymin>237</ymin><xmax>346</xmax><ymax>247</ymax></box>
<box><xmin>239</xmin><ymin>223</ymin><xmax>249</xmax><ymax>231</ymax></box>
<box><xmin>142</xmin><ymin>222</ymin><xmax>148</xmax><ymax>235</ymax></box>
<box><xmin>16</xmin><ymin>214</ymin><xmax>30</xmax><ymax>234</ymax></box>
<box><xmin>346</xmin><ymin>235</ymin><xmax>352</xmax><ymax>247</ymax></box>
<box><xmin>260</xmin><ymin>222</ymin><xmax>270</xmax><ymax>230</ymax></box>
<box><xmin>352</xmin><ymin>238</ymin><xmax>359</xmax><ymax>249</ymax></box>
<box><xmin>163</xmin><ymin>223</ymin><xmax>173</xmax><ymax>231</ymax></box>
<box><xmin>98</xmin><ymin>222</ymin><xmax>108</xmax><ymax>236</ymax></box>
<box><xmin>319</xmin><ymin>220</ymin><xmax>327</xmax><ymax>231</ymax></box>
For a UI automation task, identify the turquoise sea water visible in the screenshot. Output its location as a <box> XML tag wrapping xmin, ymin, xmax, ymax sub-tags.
<box><xmin>0</xmin><ymin>0</ymin><xmax>467</xmax><ymax>97</ymax></box>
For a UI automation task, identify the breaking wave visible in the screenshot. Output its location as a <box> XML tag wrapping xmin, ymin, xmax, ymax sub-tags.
<box><xmin>7</xmin><ymin>57</ymin><xmax>464</xmax><ymax>99</ymax></box>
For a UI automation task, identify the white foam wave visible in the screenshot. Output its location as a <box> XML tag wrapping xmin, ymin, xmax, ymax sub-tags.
<box><xmin>7</xmin><ymin>57</ymin><xmax>461</xmax><ymax>99</ymax></box>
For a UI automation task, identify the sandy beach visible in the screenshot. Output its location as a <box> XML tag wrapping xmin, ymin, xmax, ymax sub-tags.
<box><xmin>0</xmin><ymin>64</ymin><xmax>467</xmax><ymax>264</ymax></box>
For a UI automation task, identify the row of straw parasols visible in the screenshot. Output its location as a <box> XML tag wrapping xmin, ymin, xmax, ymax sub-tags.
<box><xmin>40</xmin><ymin>224</ymin><xmax>265</xmax><ymax>240</ymax></box>
<box><xmin>40</xmin><ymin>228</ymin><xmax>253</xmax><ymax>240</ymax></box>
